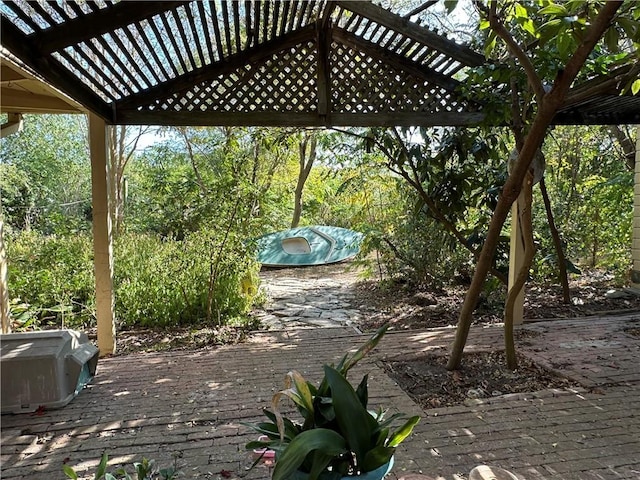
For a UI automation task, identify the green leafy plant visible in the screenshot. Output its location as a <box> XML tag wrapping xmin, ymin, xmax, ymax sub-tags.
<box><xmin>7</xmin><ymin>230</ymin><xmax>95</xmax><ymax>329</ymax></box>
<box><xmin>62</xmin><ymin>452</ymin><xmax>181</xmax><ymax>480</ymax></box>
<box><xmin>245</xmin><ymin>325</ymin><xmax>419</xmax><ymax>480</ymax></box>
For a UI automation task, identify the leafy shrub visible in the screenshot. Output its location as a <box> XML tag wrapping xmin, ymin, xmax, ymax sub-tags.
<box><xmin>114</xmin><ymin>231</ymin><xmax>260</xmax><ymax>328</ymax></box>
<box><xmin>6</xmin><ymin>230</ymin><xmax>261</xmax><ymax>330</ymax></box>
<box><xmin>7</xmin><ymin>230</ymin><xmax>95</xmax><ymax>328</ymax></box>
<box><xmin>63</xmin><ymin>452</ymin><xmax>181</xmax><ymax>480</ymax></box>
<box><xmin>364</xmin><ymin>213</ymin><xmax>472</xmax><ymax>288</ymax></box>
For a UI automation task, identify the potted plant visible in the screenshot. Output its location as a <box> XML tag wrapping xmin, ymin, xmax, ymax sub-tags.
<box><xmin>245</xmin><ymin>324</ymin><xmax>420</xmax><ymax>480</ymax></box>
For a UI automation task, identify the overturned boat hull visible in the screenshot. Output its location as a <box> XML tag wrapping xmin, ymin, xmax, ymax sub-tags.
<box><xmin>256</xmin><ymin>225</ymin><xmax>364</xmax><ymax>267</ymax></box>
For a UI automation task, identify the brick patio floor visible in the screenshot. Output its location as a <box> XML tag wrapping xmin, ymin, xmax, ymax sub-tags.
<box><xmin>1</xmin><ymin>315</ymin><xmax>639</xmax><ymax>480</ymax></box>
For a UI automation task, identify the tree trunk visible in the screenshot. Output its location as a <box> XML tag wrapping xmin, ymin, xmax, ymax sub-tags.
<box><xmin>381</xmin><ymin>129</ymin><xmax>509</xmax><ymax>285</ymax></box>
<box><xmin>291</xmin><ymin>132</ymin><xmax>316</xmax><ymax>228</ymax></box>
<box><xmin>446</xmin><ymin>1</ymin><xmax>622</xmax><ymax>371</ymax></box>
<box><xmin>609</xmin><ymin>125</ymin><xmax>636</xmax><ymax>171</ymax></box>
<box><xmin>539</xmin><ymin>177</ymin><xmax>571</xmax><ymax>303</ymax></box>
<box><xmin>108</xmin><ymin>125</ymin><xmax>147</xmax><ymax>236</ymax></box>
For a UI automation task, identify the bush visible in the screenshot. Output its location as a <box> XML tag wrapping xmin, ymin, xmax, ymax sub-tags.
<box><xmin>364</xmin><ymin>213</ymin><xmax>472</xmax><ymax>288</ymax></box>
<box><xmin>114</xmin><ymin>231</ymin><xmax>260</xmax><ymax>328</ymax></box>
<box><xmin>7</xmin><ymin>230</ymin><xmax>95</xmax><ymax>328</ymax></box>
<box><xmin>6</xmin><ymin>230</ymin><xmax>261</xmax><ymax>330</ymax></box>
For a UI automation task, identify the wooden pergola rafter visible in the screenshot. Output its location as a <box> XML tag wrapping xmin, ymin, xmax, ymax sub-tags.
<box><xmin>0</xmin><ymin>0</ymin><xmax>490</xmax><ymax>127</ymax></box>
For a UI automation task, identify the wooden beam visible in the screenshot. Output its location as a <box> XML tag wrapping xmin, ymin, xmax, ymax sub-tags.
<box><xmin>1</xmin><ymin>18</ymin><xmax>112</xmax><ymax>121</ymax></box>
<box><xmin>116</xmin><ymin>24</ymin><xmax>317</xmax><ymax>112</ymax></box>
<box><xmin>88</xmin><ymin>113</ymin><xmax>116</xmax><ymax>356</ymax></box>
<box><xmin>0</xmin><ymin>87</ymin><xmax>82</xmax><ymax>114</ymax></box>
<box><xmin>317</xmin><ymin>20</ymin><xmax>330</xmax><ymax>117</ymax></box>
<box><xmin>321</xmin><ymin>1</ymin><xmax>338</xmax><ymax>28</ymax></box>
<box><xmin>329</xmin><ymin>112</ymin><xmax>485</xmax><ymax>126</ymax></box>
<box><xmin>0</xmin><ymin>66</ymin><xmax>25</xmax><ymax>83</ymax></box>
<box><xmin>35</xmin><ymin>1</ymin><xmax>189</xmax><ymax>54</ymax></box>
<box><xmin>332</xmin><ymin>27</ymin><xmax>463</xmax><ymax>94</ymax></box>
<box><xmin>552</xmin><ymin>100</ymin><xmax>640</xmax><ymax>125</ymax></box>
<box><xmin>336</xmin><ymin>1</ymin><xmax>485</xmax><ymax>67</ymax></box>
<box><xmin>115</xmin><ymin>110</ymin><xmax>485</xmax><ymax>127</ymax></box>
<box><xmin>116</xmin><ymin>110</ymin><xmax>325</xmax><ymax>126</ymax></box>
<box><xmin>562</xmin><ymin>64</ymin><xmax>640</xmax><ymax>108</ymax></box>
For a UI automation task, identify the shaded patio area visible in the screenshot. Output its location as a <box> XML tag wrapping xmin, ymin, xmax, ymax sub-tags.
<box><xmin>2</xmin><ymin>315</ymin><xmax>639</xmax><ymax>480</ymax></box>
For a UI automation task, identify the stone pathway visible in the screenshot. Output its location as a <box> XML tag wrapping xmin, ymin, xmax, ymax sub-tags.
<box><xmin>252</xmin><ymin>265</ymin><xmax>364</xmax><ymax>330</ymax></box>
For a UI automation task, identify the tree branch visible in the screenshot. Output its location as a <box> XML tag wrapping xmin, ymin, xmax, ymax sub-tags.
<box><xmin>554</xmin><ymin>1</ymin><xmax>623</xmax><ymax>94</ymax></box>
<box><xmin>378</xmin><ymin>130</ymin><xmax>508</xmax><ymax>285</ymax></box>
<box><xmin>478</xmin><ymin>0</ymin><xmax>545</xmax><ymax>102</ymax></box>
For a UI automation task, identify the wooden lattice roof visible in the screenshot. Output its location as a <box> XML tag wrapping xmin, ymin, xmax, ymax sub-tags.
<box><xmin>552</xmin><ymin>64</ymin><xmax>640</xmax><ymax>126</ymax></box>
<box><xmin>0</xmin><ymin>0</ymin><xmax>489</xmax><ymax>127</ymax></box>
<box><xmin>1</xmin><ymin>1</ymin><xmax>637</xmax><ymax>127</ymax></box>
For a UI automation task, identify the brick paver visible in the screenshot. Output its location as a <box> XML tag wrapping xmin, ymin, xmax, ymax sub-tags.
<box><xmin>1</xmin><ymin>316</ymin><xmax>639</xmax><ymax>480</ymax></box>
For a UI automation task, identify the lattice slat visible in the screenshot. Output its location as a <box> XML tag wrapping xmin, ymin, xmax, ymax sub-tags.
<box><xmin>195</xmin><ymin>2</ymin><xmax>214</xmax><ymax>63</ymax></box>
<box><xmin>330</xmin><ymin>43</ymin><xmax>459</xmax><ymax>114</ymax></box>
<box><xmin>142</xmin><ymin>41</ymin><xmax>318</xmax><ymax>114</ymax></box>
<box><xmin>146</xmin><ymin>17</ymin><xmax>180</xmax><ymax>79</ymax></box>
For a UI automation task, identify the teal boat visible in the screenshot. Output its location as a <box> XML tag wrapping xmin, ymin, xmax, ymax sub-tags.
<box><xmin>256</xmin><ymin>226</ymin><xmax>364</xmax><ymax>267</ymax></box>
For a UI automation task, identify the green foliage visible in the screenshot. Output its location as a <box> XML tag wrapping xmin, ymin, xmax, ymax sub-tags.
<box><xmin>114</xmin><ymin>231</ymin><xmax>260</xmax><ymax>328</ymax></box>
<box><xmin>359</xmin><ymin>126</ymin><xmax>509</xmax><ymax>285</ymax></box>
<box><xmin>63</xmin><ymin>452</ymin><xmax>181</xmax><ymax>480</ymax></box>
<box><xmin>0</xmin><ymin>163</ymin><xmax>34</xmax><ymax>231</ymax></box>
<box><xmin>469</xmin><ymin>1</ymin><xmax>640</xmax><ymax>134</ymax></box>
<box><xmin>3</xmin><ymin>115</ymin><xmax>636</xmax><ymax>333</ymax></box>
<box><xmin>6</xmin><ymin>229</ymin><xmax>260</xmax><ymax>330</ymax></box>
<box><xmin>127</xmin><ymin>127</ymin><xmax>296</xmax><ymax>238</ymax></box>
<box><xmin>7</xmin><ymin>230</ymin><xmax>95</xmax><ymax>328</ymax></box>
<box><xmin>126</xmin><ymin>151</ymin><xmax>204</xmax><ymax>238</ymax></box>
<box><xmin>245</xmin><ymin>326</ymin><xmax>419</xmax><ymax>480</ymax></box>
<box><xmin>8</xmin><ymin>299</ymin><xmax>40</xmax><ymax>331</ymax></box>
<box><xmin>366</xmin><ymin>206</ymin><xmax>471</xmax><ymax>287</ymax></box>
<box><xmin>0</xmin><ymin>114</ymin><xmax>91</xmax><ymax>234</ymax></box>
<box><xmin>531</xmin><ymin>126</ymin><xmax>634</xmax><ymax>281</ymax></box>
<box><xmin>477</xmin><ymin>1</ymin><xmax>639</xmax><ymax>73</ymax></box>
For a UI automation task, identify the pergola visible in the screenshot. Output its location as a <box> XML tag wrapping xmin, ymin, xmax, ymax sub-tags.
<box><xmin>1</xmin><ymin>1</ymin><xmax>639</xmax><ymax>355</ymax></box>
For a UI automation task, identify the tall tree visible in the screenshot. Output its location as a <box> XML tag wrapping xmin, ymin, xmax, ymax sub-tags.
<box><xmin>0</xmin><ymin>114</ymin><xmax>90</xmax><ymax>233</ymax></box>
<box><xmin>448</xmin><ymin>1</ymin><xmax>632</xmax><ymax>370</ymax></box>
<box><xmin>291</xmin><ymin>131</ymin><xmax>317</xmax><ymax>228</ymax></box>
<box><xmin>108</xmin><ymin>125</ymin><xmax>151</xmax><ymax>236</ymax></box>
<box><xmin>608</xmin><ymin>125</ymin><xmax>637</xmax><ymax>171</ymax></box>
<box><xmin>367</xmin><ymin>126</ymin><xmax>510</xmax><ymax>285</ymax></box>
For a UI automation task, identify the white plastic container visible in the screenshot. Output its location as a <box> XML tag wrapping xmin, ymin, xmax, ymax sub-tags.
<box><xmin>1</xmin><ymin>330</ymin><xmax>98</xmax><ymax>414</ymax></box>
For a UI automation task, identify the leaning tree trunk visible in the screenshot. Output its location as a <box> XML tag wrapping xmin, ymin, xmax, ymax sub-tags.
<box><xmin>446</xmin><ymin>1</ymin><xmax>622</xmax><ymax>371</ymax></box>
<box><xmin>291</xmin><ymin>133</ymin><xmax>316</xmax><ymax>228</ymax></box>
<box><xmin>539</xmin><ymin>177</ymin><xmax>571</xmax><ymax>303</ymax></box>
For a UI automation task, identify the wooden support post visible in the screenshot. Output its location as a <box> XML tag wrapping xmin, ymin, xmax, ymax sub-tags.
<box><xmin>632</xmin><ymin>126</ymin><xmax>640</xmax><ymax>287</ymax></box>
<box><xmin>89</xmin><ymin>113</ymin><xmax>116</xmax><ymax>356</ymax></box>
<box><xmin>0</xmin><ymin>217</ymin><xmax>10</xmax><ymax>334</ymax></box>
<box><xmin>508</xmin><ymin>193</ymin><xmax>525</xmax><ymax>325</ymax></box>
<box><xmin>1</xmin><ymin>114</ymin><xmax>23</xmax><ymax>334</ymax></box>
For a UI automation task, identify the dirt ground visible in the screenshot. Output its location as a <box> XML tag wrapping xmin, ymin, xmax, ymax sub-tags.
<box><xmin>353</xmin><ymin>270</ymin><xmax>640</xmax><ymax>331</ymax></box>
<box><xmin>352</xmin><ymin>267</ymin><xmax>640</xmax><ymax>408</ymax></box>
<box><xmin>113</xmin><ymin>263</ymin><xmax>640</xmax><ymax>407</ymax></box>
